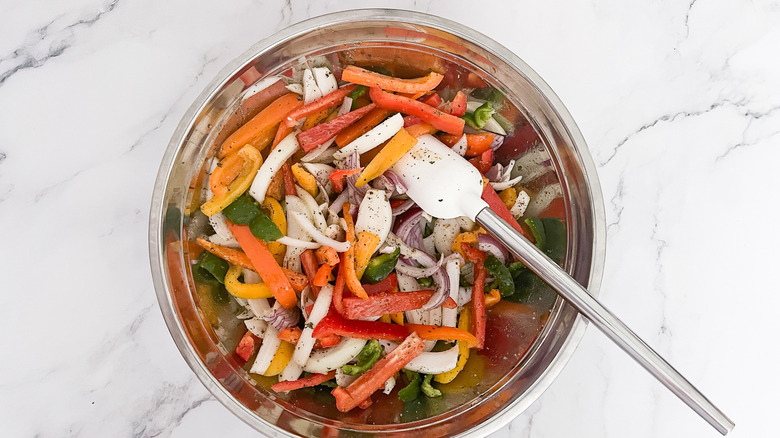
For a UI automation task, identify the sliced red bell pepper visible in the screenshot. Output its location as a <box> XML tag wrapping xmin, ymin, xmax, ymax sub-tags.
<box><xmin>285</xmin><ymin>84</ymin><xmax>357</xmax><ymax>127</ymax></box>
<box><xmin>312</xmin><ymin>312</ymin><xmax>410</xmax><ymax>341</ymax></box>
<box><xmin>402</xmin><ymin>115</ymin><xmax>424</xmax><ymax>127</ymax></box>
<box><xmin>329</xmin><ymin>168</ymin><xmax>363</xmax><ymax>193</ymax></box>
<box><xmin>469</xmin><ymin>154</ymin><xmax>492</xmax><ymax>174</ymax></box>
<box><xmin>481</xmin><ymin>183</ymin><xmax>531</xmax><ymax>240</ymax></box>
<box><xmin>297</xmin><ymin>104</ymin><xmax>376</xmax><ymax>152</ymax></box>
<box><xmin>331</xmin><ymin>332</ymin><xmax>425</xmax><ymax>412</ymax></box>
<box><xmin>461</xmin><ymin>242</ymin><xmax>487</xmax><ymax>349</ymax></box>
<box><xmin>448</xmin><ymin>91</ymin><xmax>467</xmax><ymax>116</ymax></box>
<box><xmin>362</xmin><ymin>272</ymin><xmax>398</xmax><ymax>295</ymax></box>
<box><xmin>342</xmin><ymin>290</ymin><xmax>436</xmax><ymax>319</ymax></box>
<box><xmin>439</xmin><ymin>132</ymin><xmax>496</xmax><ymax>157</ymax></box>
<box><xmin>271</xmin><ymin>370</ymin><xmax>337</xmax><ymax>392</ymax></box>
<box><xmin>300</xmin><ymin>249</ymin><xmax>321</xmax><ymax>295</ymax></box>
<box><xmin>442</xmin><ymin>296</ymin><xmax>457</xmax><ymax>309</ymax></box>
<box><xmin>236</xmin><ymin>330</ymin><xmax>258</xmax><ymax>361</ymax></box>
<box><xmin>282</xmin><ymin>161</ymin><xmax>298</xmax><ymax>196</ymax></box>
<box><xmin>420</xmin><ymin>93</ymin><xmax>442</xmax><ymax>107</ymax></box>
<box><xmin>369</xmin><ymin>87</ymin><xmax>464</xmax><ymax>136</ymax></box>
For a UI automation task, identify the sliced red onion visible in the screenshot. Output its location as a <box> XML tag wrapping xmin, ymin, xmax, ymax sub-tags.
<box><xmin>262</xmin><ymin>302</ymin><xmax>300</xmax><ymax>331</ymax></box>
<box><xmin>489</xmin><ymin>134</ymin><xmax>505</xmax><ymax>150</ymax></box>
<box><xmin>422</xmin><ymin>265</ymin><xmax>450</xmax><ymax>310</ymax></box>
<box><xmin>344</xmin><ymin>151</ymin><xmax>367</xmax><ymax>206</ymax></box>
<box><xmin>394</xmin><ymin>207</ymin><xmax>424</xmax><ymax>251</ymax></box>
<box><xmin>478</xmin><ymin>233</ymin><xmax>509</xmax><ymax>264</ymax></box>
<box><xmin>485</xmin><ymin>164</ymin><xmax>504</xmax><ymax>182</ymax></box>
<box><xmin>382</xmin><ymin>170</ymin><xmax>408</xmax><ymax>195</ymax></box>
<box><xmin>328</xmin><ymin>189</ymin><xmax>350</xmax><ymax>217</ymax></box>
<box><xmin>392</xmin><ymin>199</ymin><xmax>415</xmax><ymax>216</ymax></box>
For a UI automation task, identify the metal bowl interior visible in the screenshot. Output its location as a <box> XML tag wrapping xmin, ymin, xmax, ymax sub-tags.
<box><xmin>149</xmin><ymin>9</ymin><xmax>605</xmax><ymax>438</ymax></box>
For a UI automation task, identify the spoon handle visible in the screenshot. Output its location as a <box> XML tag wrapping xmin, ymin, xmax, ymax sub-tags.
<box><xmin>476</xmin><ymin>208</ymin><xmax>734</xmax><ymax>435</ymax></box>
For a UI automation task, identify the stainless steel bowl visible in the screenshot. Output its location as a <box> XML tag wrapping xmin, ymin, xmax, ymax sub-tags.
<box><xmin>149</xmin><ymin>9</ymin><xmax>606</xmax><ymax>437</ymax></box>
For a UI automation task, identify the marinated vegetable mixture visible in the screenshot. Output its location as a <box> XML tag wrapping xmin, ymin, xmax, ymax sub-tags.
<box><xmin>190</xmin><ymin>54</ymin><xmax>567</xmax><ymax>414</ymax></box>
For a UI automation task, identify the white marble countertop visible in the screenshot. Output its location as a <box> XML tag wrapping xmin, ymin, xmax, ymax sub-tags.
<box><xmin>2</xmin><ymin>1</ymin><xmax>778</xmax><ymax>437</ymax></box>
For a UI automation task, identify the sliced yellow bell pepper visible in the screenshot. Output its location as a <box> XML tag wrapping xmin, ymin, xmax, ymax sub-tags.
<box><xmin>452</xmin><ymin>231</ymin><xmax>482</xmax><ymax>258</ymax></box>
<box><xmin>390</xmin><ymin>311</ymin><xmax>404</xmax><ymax>325</ymax></box>
<box><xmin>263</xmin><ymin>341</ymin><xmax>295</xmax><ymax>376</ymax></box>
<box><xmin>302</xmin><ymin>107</ymin><xmax>331</xmax><ymax>131</ymax></box>
<box><xmin>355</xmin><ymin>128</ymin><xmax>417</xmax><ymax>187</ymax></box>
<box><xmin>291</xmin><ymin>163</ymin><xmax>318</xmax><ymax>197</ymax></box>
<box><xmin>379</xmin><ymin>314</ymin><xmax>392</xmax><ymax>324</ymax></box>
<box><xmin>485</xmin><ymin>288</ymin><xmax>501</xmax><ymax>308</ymax></box>
<box><xmin>435</xmin><ymin>307</ymin><xmax>471</xmax><ymax>384</ymax></box>
<box><xmin>498</xmin><ymin>187</ymin><xmax>517</xmax><ymax>210</ymax></box>
<box><xmin>261</xmin><ymin>197</ymin><xmax>287</xmax><ymax>264</ymax></box>
<box><xmin>224</xmin><ymin>264</ymin><xmax>274</xmax><ymax>299</ymax></box>
<box><xmin>354</xmin><ymin>231</ymin><xmax>381</xmax><ymax>280</ymax></box>
<box><xmin>200</xmin><ymin>145</ymin><xmax>263</xmax><ymax>216</ymax></box>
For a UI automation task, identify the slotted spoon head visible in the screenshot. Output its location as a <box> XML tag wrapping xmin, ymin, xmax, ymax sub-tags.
<box><xmin>391</xmin><ymin>134</ymin><xmax>487</xmax><ymax>220</ymax></box>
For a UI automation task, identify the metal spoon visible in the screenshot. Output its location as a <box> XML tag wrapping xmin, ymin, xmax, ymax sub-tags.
<box><xmin>391</xmin><ymin>134</ymin><xmax>735</xmax><ymax>435</ymax></box>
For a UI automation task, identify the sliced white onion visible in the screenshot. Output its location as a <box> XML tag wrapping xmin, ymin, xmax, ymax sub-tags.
<box><xmin>490</xmin><ymin>174</ymin><xmax>524</xmax><ymax>191</ymax></box>
<box><xmin>511</xmin><ymin>189</ymin><xmax>531</xmax><ymax>218</ymax></box>
<box><xmin>458</xmin><ymin>286</ymin><xmax>472</xmax><ymax>307</ymax></box>
<box><xmin>291</xmin><ymin>212</ymin><xmax>351</xmax><ymax>252</ymax></box>
<box><xmin>433</xmin><ymin>218</ymin><xmax>461</xmax><ymax>257</ymax></box>
<box><xmin>524</xmin><ymin>183</ymin><xmax>563</xmax><ymax>218</ymax></box>
<box><xmin>245</xmin><ymin>317</ymin><xmax>268</xmax><ymax>338</ymax></box>
<box><xmin>298</xmin><ymin>186</ymin><xmax>328</xmax><ymax>232</ymax></box>
<box><xmin>312</xmin><ymin>67</ymin><xmax>337</xmax><ymax>95</ymax></box>
<box><xmin>332</xmin><ymin>113</ymin><xmax>403</xmax><ymax>160</ymax></box>
<box><xmin>325</xmin><ymin>224</ymin><xmax>344</xmax><ymax>240</ymax></box>
<box><xmin>482</xmin><ymin>117</ymin><xmax>507</xmax><ymax>135</ymax></box>
<box><xmin>452</xmin><ymin>135</ymin><xmax>467</xmax><ymax>156</ymax></box>
<box><xmin>384</xmin><ymin>376</ymin><xmax>396</xmax><ymax>395</ymax></box>
<box><xmin>207</xmin><ymin>232</ymin><xmax>239</xmax><ymax>248</ymax></box>
<box><xmin>302</xmin><ymin>69</ymin><xmax>322</xmax><ymax>104</ymax></box>
<box><xmin>355</xmin><ymin>189</ymin><xmax>392</xmax><ymax>247</ymax></box>
<box><xmin>283</xmin><ymin>195</ymin><xmax>313</xmax><ymax>272</ymax></box>
<box><xmin>285</xmin><ymin>83</ymin><xmax>304</xmax><ymax>95</ymax></box>
<box><xmin>249</xmin><ymin>132</ymin><xmax>299</xmax><ymax>203</ymax></box>
<box><xmin>277</xmin><ymin>236</ymin><xmax>320</xmax><ymax>249</ymax></box>
<box><xmin>242</xmin><ymin>76</ymin><xmax>284</xmax><ymax>102</ymax></box>
<box><xmin>250</xmin><ymin>325</ymin><xmax>280</xmax><ymax>375</ymax></box>
<box><xmin>304</xmin><ymin>337</ymin><xmax>367</xmax><ymax>374</ymax></box>
<box><xmin>281</xmin><ymin>283</ymin><xmax>333</xmax><ymax>381</ymax></box>
<box><xmin>442</xmin><ymin>256</ymin><xmax>462</xmax><ymax>327</ymax></box>
<box><xmin>247</xmin><ymin>298</ymin><xmax>272</xmax><ymax>319</ymax></box>
<box><xmin>301</xmin><ymin>163</ymin><xmax>334</xmax><ymax>190</ymax></box>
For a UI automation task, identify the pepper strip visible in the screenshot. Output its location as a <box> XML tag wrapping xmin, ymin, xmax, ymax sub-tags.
<box><xmin>227</xmin><ymin>223</ymin><xmax>297</xmax><ymax>309</ymax></box>
<box><xmin>271</xmin><ymin>370</ymin><xmax>337</xmax><ymax>392</ymax></box>
<box><xmin>341</xmin><ymin>66</ymin><xmax>444</xmax><ymax>94</ymax></box>
<box><xmin>291</xmin><ymin>163</ymin><xmax>318</xmax><ymax>197</ymax></box>
<box><xmin>224</xmin><ymin>264</ymin><xmax>274</xmax><ymax>299</ymax></box>
<box><xmin>405</xmin><ymin>323</ymin><xmax>479</xmax><ymax>348</ymax></box>
<box><xmin>343</xmin><ymin>290</ymin><xmax>436</xmax><ymax>320</ymax></box>
<box><xmin>354</xmin><ymin>231</ymin><xmax>380</xmax><ymax>279</ymax></box>
<box><xmin>300</xmin><ymin>249</ymin><xmax>321</xmax><ymax>296</ymax></box>
<box><xmin>312</xmin><ymin>312</ymin><xmax>410</xmax><ymax>341</ymax></box>
<box><xmin>331</xmin><ymin>332</ymin><xmax>425</xmax><ymax>412</ymax></box>
<box><xmin>434</xmin><ymin>307</ymin><xmax>470</xmax><ymax>384</ymax></box>
<box><xmin>219</xmin><ymin>93</ymin><xmax>302</xmax><ymax>157</ymax></box>
<box><xmin>297</xmin><ymin>103</ymin><xmax>376</xmax><ymax>152</ymax></box>
<box><xmin>285</xmin><ymin>85</ymin><xmax>357</xmax><ymax>127</ymax></box>
<box><xmin>482</xmin><ymin>184</ymin><xmax>531</xmax><ymax>240</ymax></box>
<box><xmin>461</xmin><ymin>243</ymin><xmax>487</xmax><ymax>349</ymax></box>
<box><xmin>355</xmin><ymin>128</ymin><xmax>418</xmax><ymax>187</ymax></box>
<box><xmin>200</xmin><ymin>145</ymin><xmax>263</xmax><ymax>216</ymax></box>
<box><xmin>342</xmin><ymin>203</ymin><xmax>369</xmax><ymax>300</ymax></box>
<box><xmin>369</xmin><ymin>87</ymin><xmax>464</xmax><ymax>136</ymax></box>
<box><xmin>261</xmin><ymin>197</ymin><xmax>287</xmax><ymax>263</ymax></box>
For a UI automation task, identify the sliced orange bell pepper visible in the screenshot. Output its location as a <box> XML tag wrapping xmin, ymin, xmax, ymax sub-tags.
<box><xmin>342</xmin><ymin>203</ymin><xmax>369</xmax><ymax>300</ymax></box>
<box><xmin>405</xmin><ymin>123</ymin><xmax>439</xmax><ymax>137</ymax></box>
<box><xmin>439</xmin><ymin>132</ymin><xmax>496</xmax><ymax>157</ymax></box>
<box><xmin>341</xmin><ymin>65</ymin><xmax>443</xmax><ymax>94</ymax></box>
<box><xmin>355</xmin><ymin>128</ymin><xmax>417</xmax><ymax>187</ymax></box>
<box><xmin>227</xmin><ymin>223</ymin><xmax>297</xmax><ymax>309</ymax></box>
<box><xmin>278</xmin><ymin>327</ymin><xmax>303</xmax><ymax>344</ymax></box>
<box><xmin>315</xmin><ymin>246</ymin><xmax>339</xmax><ymax>266</ymax></box>
<box><xmin>219</xmin><ymin>93</ymin><xmax>302</xmax><ymax>157</ymax></box>
<box><xmin>405</xmin><ymin>323</ymin><xmax>480</xmax><ymax>348</ymax></box>
<box><xmin>354</xmin><ymin>231</ymin><xmax>380</xmax><ymax>279</ymax></box>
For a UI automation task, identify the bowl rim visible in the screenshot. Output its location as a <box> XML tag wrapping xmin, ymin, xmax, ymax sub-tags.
<box><xmin>149</xmin><ymin>8</ymin><xmax>606</xmax><ymax>437</ymax></box>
